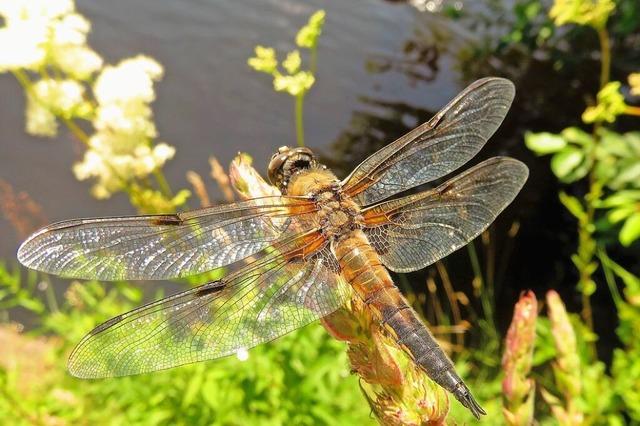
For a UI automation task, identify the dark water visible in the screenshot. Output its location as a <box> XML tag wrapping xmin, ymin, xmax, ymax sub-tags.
<box><xmin>0</xmin><ymin>0</ymin><xmax>467</xmax><ymax>258</ymax></box>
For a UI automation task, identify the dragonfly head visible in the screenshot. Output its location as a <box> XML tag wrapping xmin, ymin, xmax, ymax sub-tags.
<box><xmin>268</xmin><ymin>146</ymin><xmax>318</xmax><ymax>193</ymax></box>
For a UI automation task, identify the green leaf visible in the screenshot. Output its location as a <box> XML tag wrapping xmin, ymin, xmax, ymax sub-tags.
<box><xmin>608</xmin><ymin>206</ymin><xmax>636</xmax><ymax>223</ymax></box>
<box><xmin>562</xmin><ymin>126</ymin><xmax>593</xmax><ymax>147</ymax></box>
<box><xmin>115</xmin><ymin>282</ymin><xmax>143</xmax><ymax>303</ymax></box>
<box><xmin>549</xmin><ymin>0</ymin><xmax>615</xmax><ymax>28</ymax></box>
<box><xmin>181</xmin><ymin>364</ymin><xmax>205</xmax><ymax>408</ymax></box>
<box><xmin>609</xmin><ymin>162</ymin><xmax>640</xmax><ymax>189</ymax></box>
<box><xmin>620</xmin><ymin>213</ymin><xmax>640</xmax><ymax>246</ymax></box>
<box><xmin>551</xmin><ymin>147</ymin><xmax>587</xmax><ymax>182</ymax></box>
<box><xmin>600</xmin><ymin>190</ymin><xmax>640</xmax><ymax>208</ymax></box>
<box><xmin>624</xmin><ymin>131</ymin><xmax>640</xmax><ymax>156</ymax></box>
<box><xmin>524</xmin><ymin>131</ymin><xmax>567</xmax><ymax>154</ymax></box>
<box><xmin>598</xmin><ymin>129</ymin><xmax>632</xmax><ymax>157</ymax></box>
<box><xmin>18</xmin><ymin>295</ymin><xmax>45</xmax><ymax>313</ymax></box>
<box><xmin>559</xmin><ymin>192</ymin><xmax>586</xmax><ymax>221</ymax></box>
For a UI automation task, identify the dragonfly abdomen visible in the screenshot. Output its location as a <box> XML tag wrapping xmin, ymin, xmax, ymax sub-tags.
<box><xmin>380</xmin><ymin>300</ymin><xmax>486</xmax><ymax>419</ymax></box>
<box><xmin>332</xmin><ymin>230</ymin><xmax>486</xmax><ymax>419</ymax></box>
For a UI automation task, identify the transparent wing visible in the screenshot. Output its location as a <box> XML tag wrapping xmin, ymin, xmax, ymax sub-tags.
<box><xmin>342</xmin><ymin>77</ymin><xmax>515</xmax><ymax>206</ymax></box>
<box><xmin>17</xmin><ymin>196</ymin><xmax>316</xmax><ymax>280</ymax></box>
<box><xmin>67</xmin><ymin>241</ymin><xmax>350</xmax><ymax>378</ymax></box>
<box><xmin>362</xmin><ymin>157</ymin><xmax>528</xmax><ymax>272</ymax></box>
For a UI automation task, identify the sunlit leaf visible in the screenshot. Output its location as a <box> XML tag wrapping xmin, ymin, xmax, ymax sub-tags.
<box><xmin>525</xmin><ymin>132</ymin><xmax>567</xmax><ymax>154</ymax></box>
<box><xmin>549</xmin><ymin>0</ymin><xmax>615</xmax><ymax>29</ymax></box>
<box><xmin>559</xmin><ymin>192</ymin><xmax>586</xmax><ymax>221</ymax></box>
<box><xmin>551</xmin><ymin>147</ymin><xmax>587</xmax><ymax>182</ymax></box>
<box><xmin>608</xmin><ymin>206</ymin><xmax>636</xmax><ymax>224</ymax></box>
<box><xmin>562</xmin><ymin>126</ymin><xmax>593</xmax><ymax>147</ymax></box>
<box><xmin>598</xmin><ymin>130</ymin><xmax>632</xmax><ymax>157</ymax></box>
<box><xmin>625</xmin><ymin>132</ymin><xmax>640</xmax><ymax>156</ymax></box>
<box><xmin>600</xmin><ymin>190</ymin><xmax>640</xmax><ymax>208</ymax></box>
<box><xmin>620</xmin><ymin>213</ymin><xmax>640</xmax><ymax>246</ymax></box>
<box><xmin>609</xmin><ymin>162</ymin><xmax>640</xmax><ymax>189</ymax></box>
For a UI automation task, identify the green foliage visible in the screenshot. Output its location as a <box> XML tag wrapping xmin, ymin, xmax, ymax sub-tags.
<box><xmin>531</xmin><ymin>297</ymin><xmax>638</xmax><ymax>425</ymax></box>
<box><xmin>517</xmin><ymin>1</ymin><xmax>640</xmax><ymax>424</ymax></box>
<box><xmin>0</xmin><ymin>261</ymin><xmax>45</xmax><ymax>317</ymax></box>
<box><xmin>549</xmin><ymin>0</ymin><xmax>615</xmax><ymax>29</ymax></box>
<box><xmin>524</xmin><ymin>0</ymin><xmax>640</xmax><ymax>249</ymax></box>
<box><xmin>0</xmin><ymin>264</ymin><xmax>372</xmax><ymax>425</ymax></box>
<box><xmin>528</xmin><ymin>127</ymin><xmax>640</xmax><ymax>246</ymax></box>
<box><xmin>601</xmin><ymin>190</ymin><xmax>640</xmax><ymax>246</ymax></box>
<box><xmin>582</xmin><ymin>82</ymin><xmax>627</xmax><ymax>124</ymax></box>
<box><xmin>611</xmin><ymin>302</ymin><xmax>640</xmax><ymax>420</ymax></box>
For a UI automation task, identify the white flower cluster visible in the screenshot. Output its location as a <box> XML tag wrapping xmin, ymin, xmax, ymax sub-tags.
<box><xmin>1</xmin><ymin>0</ymin><xmax>178</xmax><ymax>201</ymax></box>
<box><xmin>26</xmin><ymin>79</ymin><xmax>89</xmax><ymax>136</ymax></box>
<box><xmin>73</xmin><ymin>56</ymin><xmax>176</xmax><ymax>199</ymax></box>
<box><xmin>0</xmin><ymin>0</ymin><xmax>102</xmax><ymax>76</ymax></box>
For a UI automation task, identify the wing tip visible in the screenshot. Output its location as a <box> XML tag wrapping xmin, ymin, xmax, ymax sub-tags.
<box><xmin>16</xmin><ymin>231</ymin><xmax>42</xmax><ymax>268</ymax></box>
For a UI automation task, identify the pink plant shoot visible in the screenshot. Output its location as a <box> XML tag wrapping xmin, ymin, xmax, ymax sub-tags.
<box><xmin>502</xmin><ymin>291</ymin><xmax>538</xmax><ymax>426</ymax></box>
<box><xmin>543</xmin><ymin>290</ymin><xmax>584</xmax><ymax>425</ymax></box>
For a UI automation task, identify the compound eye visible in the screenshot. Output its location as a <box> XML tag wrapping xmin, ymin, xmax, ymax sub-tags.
<box><xmin>267</xmin><ymin>147</ymin><xmax>315</xmax><ymax>186</ymax></box>
<box><xmin>268</xmin><ymin>149</ymin><xmax>290</xmax><ymax>185</ymax></box>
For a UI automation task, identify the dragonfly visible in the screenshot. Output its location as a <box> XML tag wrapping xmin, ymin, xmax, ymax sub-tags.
<box><xmin>18</xmin><ymin>77</ymin><xmax>528</xmax><ymax>419</ymax></box>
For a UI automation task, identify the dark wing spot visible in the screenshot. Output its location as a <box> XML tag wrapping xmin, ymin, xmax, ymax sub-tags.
<box><xmin>149</xmin><ymin>216</ymin><xmax>183</xmax><ymax>226</ymax></box>
<box><xmin>89</xmin><ymin>314</ymin><xmax>124</xmax><ymax>336</ymax></box>
<box><xmin>437</xmin><ymin>180</ymin><xmax>458</xmax><ymax>195</ymax></box>
<box><xmin>194</xmin><ymin>281</ymin><xmax>227</xmax><ymax>298</ymax></box>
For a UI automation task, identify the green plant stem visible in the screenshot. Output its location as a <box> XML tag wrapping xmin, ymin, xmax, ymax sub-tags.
<box><xmin>576</xmin><ymin>24</ymin><xmax>613</xmax><ymax>333</ymax></box>
<box><xmin>43</xmin><ymin>276</ymin><xmax>59</xmax><ymax>314</ymax></box>
<box><xmin>576</xmin><ymin>218</ymin><xmax>595</xmax><ymax>332</ymax></box>
<box><xmin>310</xmin><ymin>45</ymin><xmax>318</xmax><ymax>75</ymax></box>
<box><xmin>467</xmin><ymin>242</ymin><xmax>495</xmax><ymax>332</ymax></box>
<box><xmin>295</xmin><ymin>93</ymin><xmax>305</xmax><ymax>147</ymax></box>
<box><xmin>154</xmin><ymin>168</ymin><xmax>174</xmax><ymax>200</ymax></box>
<box><xmin>61</xmin><ymin>116</ymin><xmax>91</xmax><ymax>145</ymax></box>
<box><xmin>596</xmin><ymin>27</ymin><xmax>610</xmax><ymax>90</ymax></box>
<box><xmin>597</xmin><ymin>249</ymin><xmax>625</xmax><ymax>309</ymax></box>
<box><xmin>12</xmin><ymin>69</ymin><xmax>32</xmax><ymax>93</ymax></box>
<box><xmin>297</xmin><ymin>42</ymin><xmax>318</xmax><ymax>148</ymax></box>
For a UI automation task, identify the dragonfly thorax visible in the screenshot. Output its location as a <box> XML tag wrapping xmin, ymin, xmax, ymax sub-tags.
<box><xmin>313</xmin><ymin>187</ymin><xmax>364</xmax><ymax>241</ymax></box>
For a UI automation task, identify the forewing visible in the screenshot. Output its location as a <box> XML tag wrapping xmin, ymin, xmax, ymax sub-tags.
<box><xmin>67</xmin><ymin>243</ymin><xmax>350</xmax><ymax>378</ymax></box>
<box><xmin>362</xmin><ymin>157</ymin><xmax>528</xmax><ymax>272</ymax></box>
<box><xmin>342</xmin><ymin>77</ymin><xmax>515</xmax><ymax>206</ymax></box>
<box><xmin>17</xmin><ymin>196</ymin><xmax>316</xmax><ymax>280</ymax></box>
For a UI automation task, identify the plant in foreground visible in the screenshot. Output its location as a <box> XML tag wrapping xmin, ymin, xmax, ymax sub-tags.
<box><xmin>502</xmin><ymin>291</ymin><xmax>537</xmax><ymax>426</ymax></box>
<box><xmin>230</xmin><ymin>154</ymin><xmax>452</xmax><ymax>425</ymax></box>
